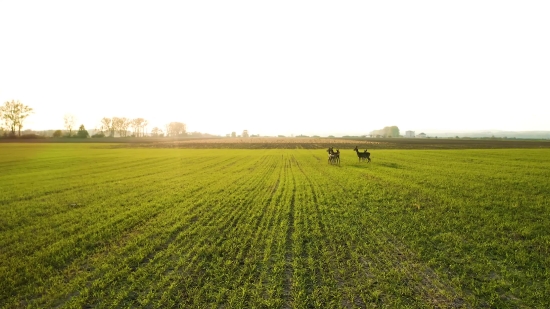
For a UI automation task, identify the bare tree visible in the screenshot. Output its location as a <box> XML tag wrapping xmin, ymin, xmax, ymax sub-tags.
<box><xmin>120</xmin><ymin>117</ymin><xmax>131</xmax><ymax>137</ymax></box>
<box><xmin>100</xmin><ymin>117</ymin><xmax>115</xmax><ymax>137</ymax></box>
<box><xmin>112</xmin><ymin>117</ymin><xmax>131</xmax><ymax>137</ymax></box>
<box><xmin>141</xmin><ymin>119</ymin><xmax>148</xmax><ymax>137</ymax></box>
<box><xmin>0</xmin><ymin>100</ymin><xmax>34</xmax><ymax>137</ymax></box>
<box><xmin>112</xmin><ymin>117</ymin><xmax>122</xmax><ymax>137</ymax></box>
<box><xmin>64</xmin><ymin>114</ymin><xmax>77</xmax><ymax>136</ymax></box>
<box><xmin>130</xmin><ymin>118</ymin><xmax>139</xmax><ymax>137</ymax></box>
<box><xmin>130</xmin><ymin>118</ymin><xmax>147</xmax><ymax>137</ymax></box>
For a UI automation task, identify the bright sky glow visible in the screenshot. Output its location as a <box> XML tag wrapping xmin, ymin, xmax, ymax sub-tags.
<box><xmin>1</xmin><ymin>1</ymin><xmax>549</xmax><ymax>136</ymax></box>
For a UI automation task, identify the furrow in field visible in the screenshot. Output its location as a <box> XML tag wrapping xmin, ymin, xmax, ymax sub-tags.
<box><xmin>282</xmin><ymin>156</ymin><xmax>297</xmax><ymax>309</ymax></box>
<box><xmin>0</xmin><ymin>153</ymin><xmax>256</xmax><ymax>304</ymax></box>
<box><xmin>178</xmin><ymin>155</ymin><xmax>285</xmax><ymax>308</ymax></box>
<box><xmin>0</xmin><ymin>153</ymin><xmax>233</xmax><ymax>205</ymax></box>
<box><xmin>351</xmin><ymin>152</ymin><xmax>549</xmax><ymax>306</ymax></box>
<box><xmin>309</xmin><ymin>150</ymin><xmax>472</xmax><ymax>307</ymax></box>
<box><xmin>54</xmin><ymin>153</ymin><xmax>282</xmax><ymax>301</ymax></box>
<box><xmin>166</xmin><ymin>154</ymin><xmax>284</xmax><ymax>304</ymax></box>
<box><xmin>150</xmin><ymin>153</ymin><xmax>295</xmax><ymax>308</ymax></box>
<box><xmin>0</xmin><ymin>152</ymin><xmax>245</xmax><ymax>241</ymax></box>
<box><xmin>291</xmin><ymin>154</ymin><xmax>358</xmax><ymax>308</ymax></box>
<box><xmin>0</xmin><ymin>159</ymin><xmax>204</xmax><ymax>254</ymax></box>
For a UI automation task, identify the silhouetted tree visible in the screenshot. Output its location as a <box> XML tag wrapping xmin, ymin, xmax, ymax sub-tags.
<box><xmin>1</xmin><ymin>100</ymin><xmax>34</xmax><ymax>137</ymax></box>
<box><xmin>76</xmin><ymin>124</ymin><xmax>90</xmax><ymax>138</ymax></box>
<box><xmin>53</xmin><ymin>130</ymin><xmax>62</xmax><ymax>137</ymax></box>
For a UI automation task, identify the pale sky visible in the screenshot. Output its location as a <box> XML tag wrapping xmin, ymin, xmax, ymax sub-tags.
<box><xmin>1</xmin><ymin>1</ymin><xmax>549</xmax><ymax>136</ymax></box>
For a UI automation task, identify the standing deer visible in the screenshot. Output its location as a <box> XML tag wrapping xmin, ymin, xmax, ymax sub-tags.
<box><xmin>353</xmin><ymin>146</ymin><xmax>371</xmax><ymax>162</ymax></box>
<box><xmin>327</xmin><ymin>147</ymin><xmax>340</xmax><ymax>165</ymax></box>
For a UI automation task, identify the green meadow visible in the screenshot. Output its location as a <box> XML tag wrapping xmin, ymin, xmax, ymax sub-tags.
<box><xmin>1</xmin><ymin>143</ymin><xmax>549</xmax><ymax>308</ymax></box>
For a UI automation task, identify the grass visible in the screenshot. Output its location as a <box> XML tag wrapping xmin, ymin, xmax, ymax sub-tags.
<box><xmin>1</xmin><ymin>143</ymin><xmax>549</xmax><ymax>308</ymax></box>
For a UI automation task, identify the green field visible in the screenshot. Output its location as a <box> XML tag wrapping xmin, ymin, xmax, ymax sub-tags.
<box><xmin>1</xmin><ymin>143</ymin><xmax>549</xmax><ymax>308</ymax></box>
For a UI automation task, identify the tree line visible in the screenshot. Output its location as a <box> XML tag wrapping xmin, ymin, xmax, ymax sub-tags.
<box><xmin>60</xmin><ymin>115</ymin><xmax>188</xmax><ymax>138</ymax></box>
<box><xmin>91</xmin><ymin>117</ymin><xmax>187</xmax><ymax>138</ymax></box>
<box><xmin>1</xmin><ymin>100</ymin><xmax>189</xmax><ymax>138</ymax></box>
<box><xmin>3</xmin><ymin>99</ymin><xmax>399</xmax><ymax>139</ymax></box>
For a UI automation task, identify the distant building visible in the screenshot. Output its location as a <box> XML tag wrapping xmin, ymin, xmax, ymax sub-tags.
<box><xmin>405</xmin><ymin>131</ymin><xmax>415</xmax><ymax>138</ymax></box>
<box><xmin>417</xmin><ymin>132</ymin><xmax>427</xmax><ymax>138</ymax></box>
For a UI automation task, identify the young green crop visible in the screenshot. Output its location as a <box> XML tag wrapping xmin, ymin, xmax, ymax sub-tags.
<box><xmin>1</xmin><ymin>144</ymin><xmax>549</xmax><ymax>308</ymax></box>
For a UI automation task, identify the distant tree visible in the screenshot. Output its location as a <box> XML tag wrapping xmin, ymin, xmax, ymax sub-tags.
<box><xmin>141</xmin><ymin>119</ymin><xmax>148</xmax><ymax>137</ymax></box>
<box><xmin>130</xmin><ymin>118</ymin><xmax>147</xmax><ymax>137</ymax></box>
<box><xmin>166</xmin><ymin>122</ymin><xmax>187</xmax><ymax>137</ymax></box>
<box><xmin>64</xmin><ymin>114</ymin><xmax>77</xmax><ymax>136</ymax></box>
<box><xmin>100</xmin><ymin>117</ymin><xmax>115</xmax><ymax>137</ymax></box>
<box><xmin>151</xmin><ymin>127</ymin><xmax>163</xmax><ymax>137</ymax></box>
<box><xmin>242</xmin><ymin>130</ymin><xmax>249</xmax><ymax>138</ymax></box>
<box><xmin>0</xmin><ymin>100</ymin><xmax>34</xmax><ymax>137</ymax></box>
<box><xmin>371</xmin><ymin>126</ymin><xmax>400</xmax><ymax>138</ymax></box>
<box><xmin>130</xmin><ymin>118</ymin><xmax>139</xmax><ymax>137</ymax></box>
<box><xmin>112</xmin><ymin>117</ymin><xmax>131</xmax><ymax>137</ymax></box>
<box><xmin>231</xmin><ymin>131</ymin><xmax>236</xmax><ymax>138</ymax></box>
<box><xmin>390</xmin><ymin>126</ymin><xmax>400</xmax><ymax>137</ymax></box>
<box><xmin>76</xmin><ymin>124</ymin><xmax>90</xmax><ymax>138</ymax></box>
<box><xmin>53</xmin><ymin>130</ymin><xmax>62</xmax><ymax>137</ymax></box>
<box><xmin>112</xmin><ymin>117</ymin><xmax>122</xmax><ymax>136</ymax></box>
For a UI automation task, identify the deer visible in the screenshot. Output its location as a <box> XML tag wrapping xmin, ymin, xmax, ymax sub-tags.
<box><xmin>353</xmin><ymin>146</ymin><xmax>371</xmax><ymax>162</ymax></box>
<box><xmin>327</xmin><ymin>147</ymin><xmax>340</xmax><ymax>165</ymax></box>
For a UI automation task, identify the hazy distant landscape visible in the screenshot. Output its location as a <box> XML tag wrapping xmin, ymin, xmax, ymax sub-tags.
<box><xmin>420</xmin><ymin>130</ymin><xmax>550</xmax><ymax>139</ymax></box>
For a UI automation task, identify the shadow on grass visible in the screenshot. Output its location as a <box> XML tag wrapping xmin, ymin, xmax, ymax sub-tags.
<box><xmin>378</xmin><ymin>162</ymin><xmax>403</xmax><ymax>169</ymax></box>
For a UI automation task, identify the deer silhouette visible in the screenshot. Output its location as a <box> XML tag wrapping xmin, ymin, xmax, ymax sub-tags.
<box><xmin>353</xmin><ymin>146</ymin><xmax>371</xmax><ymax>162</ymax></box>
<box><xmin>327</xmin><ymin>147</ymin><xmax>340</xmax><ymax>165</ymax></box>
